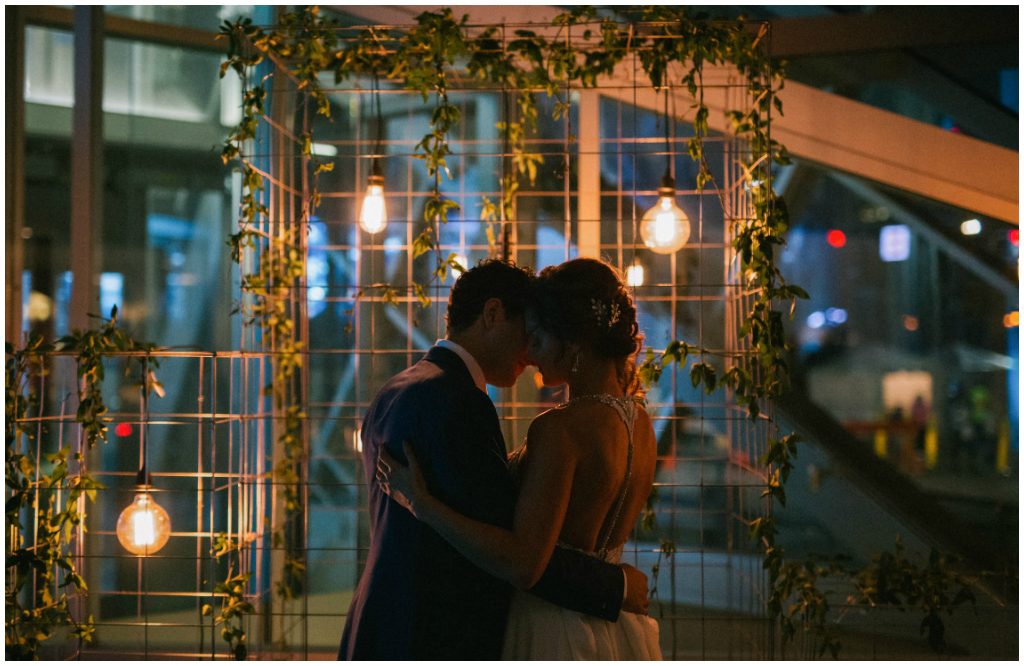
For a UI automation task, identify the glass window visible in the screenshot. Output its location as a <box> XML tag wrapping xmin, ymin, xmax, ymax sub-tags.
<box><xmin>25</xmin><ymin>26</ymin><xmax>74</xmax><ymax>107</ymax></box>
<box><xmin>104</xmin><ymin>38</ymin><xmax>225</xmax><ymax>123</ymax></box>
<box><xmin>105</xmin><ymin>5</ymin><xmax>253</xmax><ymax>30</ymax></box>
<box><xmin>781</xmin><ymin>160</ymin><xmax>1019</xmax><ymax>478</ymax></box>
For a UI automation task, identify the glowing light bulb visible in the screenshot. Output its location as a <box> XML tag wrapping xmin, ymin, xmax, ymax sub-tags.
<box><xmin>359</xmin><ymin>165</ymin><xmax>387</xmax><ymax>234</ymax></box>
<box><xmin>640</xmin><ymin>176</ymin><xmax>690</xmax><ymax>254</ymax></box>
<box><xmin>626</xmin><ymin>260</ymin><xmax>645</xmax><ymax>287</ymax></box>
<box><xmin>116</xmin><ymin>491</ymin><xmax>171</xmax><ymax>556</ymax></box>
<box><xmin>960</xmin><ymin>218</ymin><xmax>981</xmax><ymax>236</ymax></box>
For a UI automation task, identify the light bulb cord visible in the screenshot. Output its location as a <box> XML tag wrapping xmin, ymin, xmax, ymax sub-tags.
<box><xmin>663</xmin><ymin>83</ymin><xmax>671</xmax><ymax>180</ymax></box>
<box><xmin>372</xmin><ymin>72</ymin><xmax>384</xmax><ymax>173</ymax></box>
<box><xmin>500</xmin><ymin>30</ymin><xmax>511</xmax><ymax>261</ymax></box>
<box><xmin>138</xmin><ymin>356</ymin><xmax>148</xmax><ymax>481</ymax></box>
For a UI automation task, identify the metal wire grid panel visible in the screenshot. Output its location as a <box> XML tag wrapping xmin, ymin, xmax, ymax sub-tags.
<box><xmin>246</xmin><ymin>29</ymin><xmax>775</xmax><ymax>658</ymax></box>
<box><xmin>10</xmin><ymin>351</ymin><xmax>267</xmax><ymax>659</ymax></box>
<box><xmin>8</xmin><ymin>22</ymin><xmax>776</xmax><ymax>660</ymax></box>
<box><xmin>596</xmin><ymin>69</ymin><xmax>775</xmax><ymax>658</ymax></box>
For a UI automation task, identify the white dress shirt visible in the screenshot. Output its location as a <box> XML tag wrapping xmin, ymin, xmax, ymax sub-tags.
<box><xmin>436</xmin><ymin>339</ymin><xmax>487</xmax><ymax>393</ymax></box>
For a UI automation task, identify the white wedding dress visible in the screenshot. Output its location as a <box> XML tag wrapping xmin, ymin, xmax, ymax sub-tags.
<box><xmin>501</xmin><ymin>395</ymin><xmax>662</xmax><ymax>660</ymax></box>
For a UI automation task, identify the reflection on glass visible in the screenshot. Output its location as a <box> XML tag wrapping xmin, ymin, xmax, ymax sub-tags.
<box><xmin>105</xmin><ymin>38</ymin><xmax>222</xmax><ymax>123</ymax></box>
<box><xmin>25</xmin><ymin>27</ymin><xmax>73</xmax><ymax>106</ymax></box>
<box><xmin>784</xmin><ymin>161</ymin><xmax>1017</xmax><ymax>484</ymax></box>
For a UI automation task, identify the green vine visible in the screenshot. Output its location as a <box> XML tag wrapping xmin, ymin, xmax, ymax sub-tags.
<box><xmin>6</xmin><ymin>308</ymin><xmax>157</xmax><ymax>658</ymax></box>
<box><xmin>202</xmin><ymin>534</ymin><xmax>254</xmax><ymax>660</ymax></box>
<box><xmin>767</xmin><ymin>538</ymin><xmax>980</xmax><ymax>659</ymax></box>
<box><xmin>219</xmin><ymin>9</ymin><xmax>340</xmax><ymax>653</ymax></box>
<box><xmin>394</xmin><ymin>9</ymin><xmax>469</xmax><ymax>281</ymax></box>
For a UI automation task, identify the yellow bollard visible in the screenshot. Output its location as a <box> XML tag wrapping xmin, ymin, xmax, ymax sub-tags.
<box><xmin>996</xmin><ymin>420</ymin><xmax>1010</xmax><ymax>474</ymax></box>
<box><xmin>924</xmin><ymin>419</ymin><xmax>939</xmax><ymax>469</ymax></box>
<box><xmin>874</xmin><ymin>428</ymin><xmax>888</xmax><ymax>459</ymax></box>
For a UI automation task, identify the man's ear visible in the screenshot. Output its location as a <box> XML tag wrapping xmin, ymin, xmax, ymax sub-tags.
<box><xmin>480</xmin><ymin>297</ymin><xmax>505</xmax><ymax>330</ymax></box>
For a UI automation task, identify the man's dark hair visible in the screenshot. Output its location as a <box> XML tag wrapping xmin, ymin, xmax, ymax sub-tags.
<box><xmin>446</xmin><ymin>259</ymin><xmax>534</xmax><ymax>334</ymax></box>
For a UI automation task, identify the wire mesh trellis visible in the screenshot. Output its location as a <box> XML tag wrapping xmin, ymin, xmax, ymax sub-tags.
<box><xmin>234</xmin><ymin>19</ymin><xmax>779</xmax><ymax>659</ymax></box>
<box><xmin>7</xmin><ymin>350</ymin><xmax>270</xmax><ymax>659</ymax></box>
<box><xmin>7</xmin><ymin>18</ymin><xmax>779</xmax><ymax>660</ymax></box>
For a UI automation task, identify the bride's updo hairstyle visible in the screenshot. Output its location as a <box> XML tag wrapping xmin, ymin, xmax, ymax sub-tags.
<box><xmin>530</xmin><ymin>258</ymin><xmax>644</xmax><ymax>396</ymax></box>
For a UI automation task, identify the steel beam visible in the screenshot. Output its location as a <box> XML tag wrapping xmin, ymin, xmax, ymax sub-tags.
<box><xmin>596</xmin><ymin>63</ymin><xmax>1018</xmax><ymax>225</ymax></box>
<box><xmin>24</xmin><ymin>5</ymin><xmax>223</xmax><ymax>53</ymax></box>
<box><xmin>576</xmin><ymin>90</ymin><xmax>601</xmax><ymax>258</ymax></box>
<box><xmin>6</xmin><ymin>6</ymin><xmax>26</xmax><ymax>344</ymax></box>
<box><xmin>768</xmin><ymin>7</ymin><xmax>1017</xmax><ymax>58</ymax></box>
<box><xmin>69</xmin><ymin>6</ymin><xmax>103</xmax><ymax>329</ymax></box>
<box><xmin>773</xmin><ymin>79</ymin><xmax>1018</xmax><ymax>225</ymax></box>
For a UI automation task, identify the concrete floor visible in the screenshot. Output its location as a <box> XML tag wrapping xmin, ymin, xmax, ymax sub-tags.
<box><xmin>66</xmin><ymin>586</ymin><xmax>1016</xmax><ymax>660</ymax></box>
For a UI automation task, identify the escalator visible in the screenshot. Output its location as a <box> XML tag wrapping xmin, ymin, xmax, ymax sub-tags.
<box><xmin>774</xmin><ymin>387</ymin><xmax>1015</xmax><ymax>594</ymax></box>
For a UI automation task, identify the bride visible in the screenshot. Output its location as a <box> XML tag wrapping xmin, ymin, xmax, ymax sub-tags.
<box><xmin>379</xmin><ymin>258</ymin><xmax>662</xmax><ymax>660</ymax></box>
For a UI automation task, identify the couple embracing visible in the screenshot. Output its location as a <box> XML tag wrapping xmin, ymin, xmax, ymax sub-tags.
<box><xmin>338</xmin><ymin>258</ymin><xmax>662</xmax><ymax>660</ymax></box>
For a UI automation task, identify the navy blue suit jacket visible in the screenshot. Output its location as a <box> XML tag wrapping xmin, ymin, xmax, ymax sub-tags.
<box><xmin>338</xmin><ymin>346</ymin><xmax>624</xmax><ymax>660</ymax></box>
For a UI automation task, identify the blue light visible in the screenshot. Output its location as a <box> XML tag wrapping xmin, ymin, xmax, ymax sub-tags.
<box><xmin>879</xmin><ymin>224</ymin><xmax>911</xmax><ymax>262</ymax></box>
<box><xmin>307</xmin><ymin>222</ymin><xmax>328</xmax><ymax>319</ymax></box>
<box><xmin>806</xmin><ymin>311</ymin><xmax>826</xmax><ymax>329</ymax></box>
<box><xmin>100</xmin><ymin>273</ymin><xmax>124</xmax><ymax>319</ymax></box>
<box><xmin>54</xmin><ymin>272</ymin><xmax>72</xmax><ymax>336</ymax></box>
<box><xmin>1000</xmin><ymin>68</ymin><xmax>1018</xmax><ymax>113</ymax></box>
<box><xmin>21</xmin><ymin>271</ymin><xmax>32</xmax><ymax>334</ymax></box>
<box><xmin>825</xmin><ymin>307</ymin><xmax>848</xmax><ymax>325</ymax></box>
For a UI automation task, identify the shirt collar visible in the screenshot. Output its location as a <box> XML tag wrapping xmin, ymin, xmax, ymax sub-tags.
<box><xmin>436</xmin><ymin>339</ymin><xmax>487</xmax><ymax>393</ymax></box>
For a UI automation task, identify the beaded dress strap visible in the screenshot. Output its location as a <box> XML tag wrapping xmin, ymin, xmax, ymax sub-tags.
<box><xmin>562</xmin><ymin>394</ymin><xmax>636</xmax><ymax>559</ymax></box>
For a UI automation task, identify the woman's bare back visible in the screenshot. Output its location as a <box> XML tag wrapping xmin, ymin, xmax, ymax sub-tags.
<box><xmin>529</xmin><ymin>398</ymin><xmax>657</xmax><ymax>555</ymax></box>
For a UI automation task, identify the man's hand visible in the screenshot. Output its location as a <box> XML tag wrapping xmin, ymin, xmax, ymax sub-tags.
<box><xmin>620</xmin><ymin>564</ymin><xmax>650</xmax><ymax>615</ymax></box>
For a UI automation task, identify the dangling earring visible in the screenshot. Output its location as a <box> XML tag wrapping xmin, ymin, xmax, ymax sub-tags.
<box><xmin>571</xmin><ymin>351</ymin><xmax>581</xmax><ymax>376</ymax></box>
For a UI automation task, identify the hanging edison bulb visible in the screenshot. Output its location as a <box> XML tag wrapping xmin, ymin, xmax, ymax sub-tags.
<box><xmin>640</xmin><ymin>174</ymin><xmax>690</xmax><ymax>254</ymax></box>
<box><xmin>116</xmin><ymin>488</ymin><xmax>171</xmax><ymax>556</ymax></box>
<box><xmin>359</xmin><ymin>162</ymin><xmax>387</xmax><ymax>234</ymax></box>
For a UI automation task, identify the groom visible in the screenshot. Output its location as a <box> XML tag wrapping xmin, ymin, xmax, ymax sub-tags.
<box><xmin>338</xmin><ymin>259</ymin><xmax>647</xmax><ymax>660</ymax></box>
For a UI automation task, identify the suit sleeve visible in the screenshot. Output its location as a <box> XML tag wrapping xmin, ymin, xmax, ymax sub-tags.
<box><xmin>528</xmin><ymin>547</ymin><xmax>623</xmax><ymax>621</ymax></box>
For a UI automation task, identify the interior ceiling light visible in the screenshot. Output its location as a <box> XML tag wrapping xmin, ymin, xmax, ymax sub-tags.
<box><xmin>960</xmin><ymin>218</ymin><xmax>982</xmax><ymax>236</ymax></box>
<box><xmin>626</xmin><ymin>259</ymin><xmax>645</xmax><ymax>288</ymax></box>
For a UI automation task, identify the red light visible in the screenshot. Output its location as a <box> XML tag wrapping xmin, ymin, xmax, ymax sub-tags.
<box><xmin>1010</xmin><ymin>229</ymin><xmax>1019</xmax><ymax>247</ymax></box>
<box><xmin>826</xmin><ymin>230</ymin><xmax>847</xmax><ymax>248</ymax></box>
<box><xmin>115</xmin><ymin>423</ymin><xmax>133</xmax><ymax>438</ymax></box>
